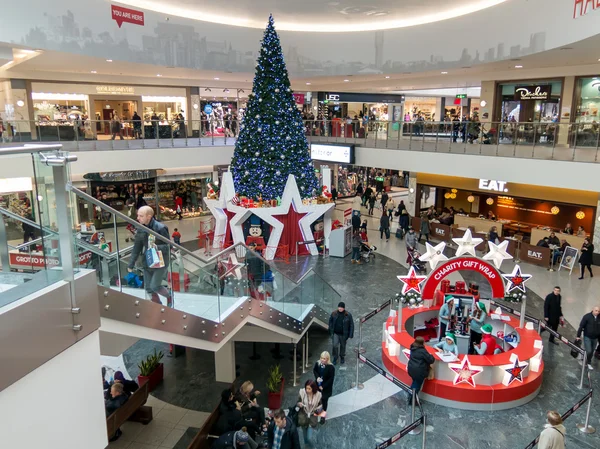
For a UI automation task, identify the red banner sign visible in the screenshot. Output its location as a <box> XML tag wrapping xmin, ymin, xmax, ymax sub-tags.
<box><xmin>573</xmin><ymin>0</ymin><xmax>600</xmax><ymax>19</ymax></box>
<box><xmin>293</xmin><ymin>93</ymin><xmax>305</xmax><ymax>105</ymax></box>
<box><xmin>111</xmin><ymin>4</ymin><xmax>145</xmax><ymax>28</ymax></box>
<box><xmin>10</xmin><ymin>251</ymin><xmax>93</xmax><ymax>270</ymax></box>
<box><xmin>421</xmin><ymin>257</ymin><xmax>505</xmax><ymax>300</ymax></box>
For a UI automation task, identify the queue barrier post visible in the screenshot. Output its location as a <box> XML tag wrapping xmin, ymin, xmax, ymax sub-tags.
<box><xmin>579</xmin><ymin>348</ymin><xmax>586</xmax><ymax>390</ymax></box>
<box><xmin>409</xmin><ymin>389</ymin><xmax>422</xmax><ymax>435</ymax></box>
<box><xmin>354</xmin><ymin>320</ymin><xmax>366</xmax><ymax>354</ymax></box>
<box><xmin>576</xmin><ymin>389</ymin><xmax>596</xmax><ymax>434</ymax></box>
<box><xmin>422</xmin><ymin>415</ymin><xmax>427</xmax><ymax>449</ymax></box>
<box><xmin>352</xmin><ymin>350</ymin><xmax>364</xmax><ymax>390</ymax></box>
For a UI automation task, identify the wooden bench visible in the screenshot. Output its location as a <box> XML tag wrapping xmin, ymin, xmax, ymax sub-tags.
<box><xmin>186</xmin><ymin>402</ymin><xmax>221</xmax><ymax>449</ymax></box>
<box><xmin>106</xmin><ymin>379</ymin><xmax>153</xmax><ymax>440</ymax></box>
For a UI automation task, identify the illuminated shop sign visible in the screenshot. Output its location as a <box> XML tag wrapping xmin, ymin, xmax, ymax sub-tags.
<box><xmin>317</xmin><ymin>92</ymin><xmax>405</xmax><ymax>103</ymax></box>
<box><xmin>514</xmin><ymin>86</ymin><xmax>550</xmax><ymax>101</ymax></box>
<box><xmin>310</xmin><ymin>144</ymin><xmax>355</xmax><ymax>164</ymax></box>
<box><xmin>479</xmin><ymin>179</ymin><xmax>508</xmax><ymax>192</ymax></box>
<box><xmin>95</xmin><ymin>85</ymin><xmax>135</xmax><ymax>95</ymax></box>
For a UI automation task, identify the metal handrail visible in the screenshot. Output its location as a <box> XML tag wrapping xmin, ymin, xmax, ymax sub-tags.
<box><xmin>0</xmin><ymin>143</ymin><xmax>62</xmax><ymax>156</ymax></box>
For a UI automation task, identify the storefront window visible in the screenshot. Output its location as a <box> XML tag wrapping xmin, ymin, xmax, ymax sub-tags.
<box><xmin>496</xmin><ymin>81</ymin><xmax>562</xmax><ymax>123</ymax></box>
<box><xmin>576</xmin><ymin>77</ymin><xmax>600</xmax><ymax>123</ymax></box>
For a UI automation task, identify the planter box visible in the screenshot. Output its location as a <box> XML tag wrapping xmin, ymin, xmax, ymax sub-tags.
<box><xmin>267</xmin><ymin>377</ymin><xmax>285</xmax><ymax>410</ymax></box>
<box><xmin>137</xmin><ymin>363</ymin><xmax>164</xmax><ymax>392</ymax></box>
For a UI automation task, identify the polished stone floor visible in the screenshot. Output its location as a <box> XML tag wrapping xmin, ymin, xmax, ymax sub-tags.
<box><xmin>120</xmin><ymin>247</ymin><xmax>600</xmax><ymax>449</ymax></box>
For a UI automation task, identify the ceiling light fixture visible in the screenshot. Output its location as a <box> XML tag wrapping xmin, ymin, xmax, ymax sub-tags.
<box><xmin>106</xmin><ymin>59</ymin><xmax>113</xmax><ymax>62</ymax></box>
<box><xmin>385</xmin><ymin>76</ymin><xmax>390</xmax><ymax>79</ymax></box>
<box><xmin>515</xmin><ymin>65</ymin><xmax>523</xmax><ymax>69</ymax></box>
<box><xmin>343</xmin><ymin>79</ymin><xmax>350</xmax><ymax>82</ymax></box>
<box><xmin>156</xmin><ymin>74</ymin><xmax>162</xmax><ymax>77</ymax></box>
<box><xmin>441</xmin><ymin>71</ymin><xmax>448</xmax><ymax>74</ymax></box>
<box><xmin>90</xmin><ymin>70</ymin><xmax>97</xmax><ymax>74</ymax></box>
<box><xmin>306</xmin><ymin>82</ymin><xmax>311</xmax><ymax>85</ymax></box>
<box><xmin>214</xmin><ymin>77</ymin><xmax>220</xmax><ymax>80</ymax></box>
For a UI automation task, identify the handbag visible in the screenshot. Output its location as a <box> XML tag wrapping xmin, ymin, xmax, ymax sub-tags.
<box><xmin>145</xmin><ymin>246</ymin><xmax>165</xmax><ymax>269</ymax></box>
<box><xmin>297</xmin><ymin>410</ymin><xmax>309</xmax><ymax>427</ymax></box>
<box><xmin>427</xmin><ymin>365</ymin><xmax>435</xmax><ymax>380</ymax></box>
<box><xmin>570</xmin><ymin>339</ymin><xmax>582</xmax><ymax>358</ymax></box>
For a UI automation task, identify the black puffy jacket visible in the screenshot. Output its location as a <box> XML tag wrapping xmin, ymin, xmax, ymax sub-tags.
<box><xmin>407</xmin><ymin>344</ymin><xmax>435</xmax><ymax>382</ymax></box>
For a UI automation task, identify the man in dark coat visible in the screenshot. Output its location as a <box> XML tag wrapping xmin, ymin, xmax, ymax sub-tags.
<box><xmin>127</xmin><ymin>206</ymin><xmax>172</xmax><ymax>307</ymax></box>
<box><xmin>267</xmin><ymin>409</ymin><xmax>301</xmax><ymax>449</ymax></box>
<box><xmin>328</xmin><ymin>302</ymin><xmax>354</xmax><ymax>365</ymax></box>
<box><xmin>105</xmin><ymin>383</ymin><xmax>128</xmax><ymax>417</ymax></box>
<box><xmin>543</xmin><ymin>286</ymin><xmax>564</xmax><ymax>345</ymax></box>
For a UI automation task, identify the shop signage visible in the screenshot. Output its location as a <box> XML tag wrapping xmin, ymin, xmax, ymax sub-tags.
<box><xmin>9</xmin><ymin>251</ymin><xmax>92</xmax><ymax>270</ymax></box>
<box><xmin>310</xmin><ymin>143</ymin><xmax>355</xmax><ymax>164</ymax></box>
<box><xmin>84</xmin><ymin>170</ymin><xmax>159</xmax><ymax>182</ymax></box>
<box><xmin>292</xmin><ymin>93</ymin><xmax>305</xmax><ymax>104</ymax></box>
<box><xmin>520</xmin><ymin>242</ymin><xmax>550</xmax><ymax>267</ymax></box>
<box><xmin>111</xmin><ymin>4</ymin><xmax>145</xmax><ymax>28</ymax></box>
<box><xmin>479</xmin><ymin>179</ymin><xmax>509</xmax><ymax>192</ymax></box>
<box><xmin>573</xmin><ymin>0</ymin><xmax>600</xmax><ymax>19</ymax></box>
<box><xmin>96</xmin><ymin>85</ymin><xmax>135</xmax><ymax>95</ymax></box>
<box><xmin>514</xmin><ymin>86</ymin><xmax>551</xmax><ymax>101</ymax></box>
<box><xmin>456</xmin><ymin>94</ymin><xmax>467</xmax><ymax>99</ymax></box>
<box><xmin>317</xmin><ymin>92</ymin><xmax>405</xmax><ymax>103</ymax></box>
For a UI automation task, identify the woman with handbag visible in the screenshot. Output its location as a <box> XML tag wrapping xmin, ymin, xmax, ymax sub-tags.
<box><xmin>407</xmin><ymin>336</ymin><xmax>435</xmax><ymax>404</ymax></box>
<box><xmin>313</xmin><ymin>351</ymin><xmax>335</xmax><ymax>423</ymax></box>
<box><xmin>296</xmin><ymin>380</ymin><xmax>322</xmax><ymax>448</ymax></box>
<box><xmin>578</xmin><ymin>237</ymin><xmax>594</xmax><ymax>280</ymax></box>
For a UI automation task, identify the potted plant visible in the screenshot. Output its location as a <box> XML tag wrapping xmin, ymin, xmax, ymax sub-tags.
<box><xmin>137</xmin><ymin>348</ymin><xmax>164</xmax><ymax>391</ymax></box>
<box><xmin>267</xmin><ymin>364</ymin><xmax>285</xmax><ymax>410</ymax></box>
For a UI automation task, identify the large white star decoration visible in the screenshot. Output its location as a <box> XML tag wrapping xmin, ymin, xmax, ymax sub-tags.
<box><xmin>482</xmin><ymin>240</ymin><xmax>513</xmax><ymax>269</ymax></box>
<box><xmin>502</xmin><ymin>264</ymin><xmax>532</xmax><ymax>293</ymax></box>
<box><xmin>203</xmin><ymin>172</ymin><xmax>237</xmax><ymax>249</ymax></box>
<box><xmin>418</xmin><ymin>241</ymin><xmax>449</xmax><ymax>270</ymax></box>
<box><xmin>251</xmin><ymin>175</ymin><xmax>334</xmax><ymax>260</ymax></box>
<box><xmin>448</xmin><ymin>356</ymin><xmax>483</xmax><ymax>387</ymax></box>
<box><xmin>218</xmin><ymin>253</ymin><xmax>244</xmax><ymax>280</ymax></box>
<box><xmin>499</xmin><ymin>355</ymin><xmax>529</xmax><ymax>386</ymax></box>
<box><xmin>397</xmin><ymin>266</ymin><xmax>427</xmax><ymax>294</ymax></box>
<box><xmin>453</xmin><ymin>229</ymin><xmax>483</xmax><ymax>257</ymax></box>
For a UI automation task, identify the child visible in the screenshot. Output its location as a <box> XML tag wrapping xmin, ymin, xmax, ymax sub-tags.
<box><xmin>172</xmin><ymin>228</ymin><xmax>181</xmax><ymax>245</ymax></box>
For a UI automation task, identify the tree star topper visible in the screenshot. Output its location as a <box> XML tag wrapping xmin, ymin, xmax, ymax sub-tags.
<box><xmin>502</xmin><ymin>264</ymin><xmax>532</xmax><ymax>293</ymax></box>
<box><xmin>418</xmin><ymin>241</ymin><xmax>449</xmax><ymax>269</ymax></box>
<box><xmin>482</xmin><ymin>240</ymin><xmax>513</xmax><ymax>269</ymax></box>
<box><xmin>452</xmin><ymin>228</ymin><xmax>483</xmax><ymax>257</ymax></box>
<box><xmin>397</xmin><ymin>266</ymin><xmax>427</xmax><ymax>295</ymax></box>
<box><xmin>448</xmin><ymin>356</ymin><xmax>483</xmax><ymax>387</ymax></box>
<box><xmin>500</xmin><ymin>354</ymin><xmax>529</xmax><ymax>386</ymax></box>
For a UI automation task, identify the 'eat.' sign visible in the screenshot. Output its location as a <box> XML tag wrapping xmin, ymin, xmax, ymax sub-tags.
<box><xmin>111</xmin><ymin>4</ymin><xmax>145</xmax><ymax>28</ymax></box>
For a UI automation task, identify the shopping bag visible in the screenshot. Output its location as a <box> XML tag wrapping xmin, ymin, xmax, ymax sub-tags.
<box><xmin>145</xmin><ymin>247</ymin><xmax>165</xmax><ymax>268</ymax></box>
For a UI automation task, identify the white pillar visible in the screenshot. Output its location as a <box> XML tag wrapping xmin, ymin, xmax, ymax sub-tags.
<box><xmin>558</xmin><ymin>76</ymin><xmax>576</xmax><ymax>146</ymax></box>
<box><xmin>406</xmin><ymin>172</ymin><xmax>417</xmax><ymax>216</ymax></box>
<box><xmin>479</xmin><ymin>80</ymin><xmax>495</xmax><ymax>123</ymax></box>
<box><xmin>215</xmin><ymin>341</ymin><xmax>236</xmax><ymax>383</ymax></box>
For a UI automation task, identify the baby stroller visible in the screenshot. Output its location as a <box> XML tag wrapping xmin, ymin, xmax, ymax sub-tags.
<box><xmin>360</xmin><ymin>242</ymin><xmax>377</xmax><ymax>263</ymax></box>
<box><xmin>407</xmin><ymin>249</ymin><xmax>427</xmax><ymax>274</ymax></box>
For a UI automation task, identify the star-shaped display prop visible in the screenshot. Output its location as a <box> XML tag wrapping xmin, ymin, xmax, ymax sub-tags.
<box><xmin>397</xmin><ymin>266</ymin><xmax>427</xmax><ymax>295</ymax></box>
<box><xmin>418</xmin><ymin>241</ymin><xmax>449</xmax><ymax>270</ymax></box>
<box><xmin>499</xmin><ymin>355</ymin><xmax>529</xmax><ymax>386</ymax></box>
<box><xmin>448</xmin><ymin>356</ymin><xmax>483</xmax><ymax>387</ymax></box>
<box><xmin>452</xmin><ymin>229</ymin><xmax>484</xmax><ymax>257</ymax></box>
<box><xmin>502</xmin><ymin>264</ymin><xmax>532</xmax><ymax>293</ymax></box>
<box><xmin>218</xmin><ymin>253</ymin><xmax>244</xmax><ymax>280</ymax></box>
<box><xmin>482</xmin><ymin>240</ymin><xmax>513</xmax><ymax>269</ymax></box>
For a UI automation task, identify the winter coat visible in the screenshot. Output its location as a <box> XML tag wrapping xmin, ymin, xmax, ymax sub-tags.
<box><xmin>577</xmin><ymin>312</ymin><xmax>600</xmax><ymax>339</ymax></box>
<box><xmin>420</xmin><ymin>220</ymin><xmax>430</xmax><ymax>235</ymax></box>
<box><xmin>128</xmin><ymin>217</ymin><xmax>170</xmax><ymax>270</ymax></box>
<box><xmin>351</xmin><ymin>214</ymin><xmax>361</xmax><ymax>229</ymax></box>
<box><xmin>212</xmin><ymin>430</ymin><xmax>248</xmax><ymax>449</ymax></box>
<box><xmin>399</xmin><ymin>211</ymin><xmax>410</xmax><ymax>230</ymax></box>
<box><xmin>544</xmin><ymin>293</ymin><xmax>563</xmax><ymax>324</ymax></box>
<box><xmin>105</xmin><ymin>393</ymin><xmax>128</xmax><ymax>417</ymax></box>
<box><xmin>328</xmin><ymin>310</ymin><xmax>354</xmax><ymax>339</ymax></box>
<box><xmin>405</xmin><ymin>231</ymin><xmax>418</xmax><ymax>250</ymax></box>
<box><xmin>313</xmin><ymin>362</ymin><xmax>335</xmax><ymax>397</ymax></box>
<box><xmin>579</xmin><ymin>243</ymin><xmax>594</xmax><ymax>265</ymax></box>
<box><xmin>352</xmin><ymin>233</ymin><xmax>362</xmax><ymax>249</ymax></box>
<box><xmin>380</xmin><ymin>214</ymin><xmax>390</xmax><ymax>230</ymax></box>
<box><xmin>267</xmin><ymin>417</ymin><xmax>301</xmax><ymax>449</ymax></box>
<box><xmin>407</xmin><ymin>344</ymin><xmax>435</xmax><ymax>382</ymax></box>
<box><xmin>537</xmin><ymin>424</ymin><xmax>566</xmax><ymax>449</ymax></box>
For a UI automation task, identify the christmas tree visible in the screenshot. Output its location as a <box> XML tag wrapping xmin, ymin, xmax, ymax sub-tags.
<box><xmin>230</xmin><ymin>15</ymin><xmax>319</xmax><ymax>200</ymax></box>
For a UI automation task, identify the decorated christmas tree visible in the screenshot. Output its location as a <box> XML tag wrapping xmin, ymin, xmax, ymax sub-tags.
<box><xmin>230</xmin><ymin>15</ymin><xmax>319</xmax><ymax>200</ymax></box>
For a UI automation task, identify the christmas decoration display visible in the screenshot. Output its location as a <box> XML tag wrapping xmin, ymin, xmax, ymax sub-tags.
<box><xmin>218</xmin><ymin>253</ymin><xmax>244</xmax><ymax>280</ymax></box>
<box><xmin>502</xmin><ymin>265</ymin><xmax>532</xmax><ymax>293</ymax></box>
<box><xmin>397</xmin><ymin>266</ymin><xmax>427</xmax><ymax>295</ymax></box>
<box><xmin>503</xmin><ymin>291</ymin><xmax>526</xmax><ymax>303</ymax></box>
<box><xmin>448</xmin><ymin>356</ymin><xmax>483</xmax><ymax>387</ymax></box>
<box><xmin>230</xmin><ymin>15</ymin><xmax>319</xmax><ymax>200</ymax></box>
<box><xmin>482</xmin><ymin>240</ymin><xmax>513</xmax><ymax>269</ymax></box>
<box><xmin>396</xmin><ymin>290</ymin><xmax>423</xmax><ymax>306</ymax></box>
<box><xmin>452</xmin><ymin>228</ymin><xmax>483</xmax><ymax>257</ymax></box>
<box><xmin>418</xmin><ymin>241</ymin><xmax>449</xmax><ymax>270</ymax></box>
<box><xmin>245</xmin><ymin>215</ymin><xmax>267</xmax><ymax>252</ymax></box>
<box><xmin>499</xmin><ymin>354</ymin><xmax>529</xmax><ymax>386</ymax></box>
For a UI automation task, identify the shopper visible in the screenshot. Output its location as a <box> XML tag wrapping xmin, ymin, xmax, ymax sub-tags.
<box><xmin>544</xmin><ymin>287</ymin><xmax>564</xmax><ymax>345</ymax></box>
<box><xmin>352</xmin><ymin>193</ymin><xmax>362</xmax><ymax>214</ymax></box>
<box><xmin>331</xmin><ymin>187</ymin><xmax>338</xmax><ymax>203</ymax></box>
<box><xmin>575</xmin><ymin>306</ymin><xmax>600</xmax><ymax>370</ymax></box>
<box><xmin>488</xmin><ymin>226</ymin><xmax>499</xmax><ymax>245</ymax></box>
<box><xmin>328</xmin><ymin>302</ymin><xmax>354</xmax><ymax>365</ymax></box>
<box><xmin>537</xmin><ymin>411</ymin><xmax>566</xmax><ymax>449</ymax></box>
<box><xmin>405</xmin><ymin>227</ymin><xmax>418</xmax><ymax>252</ymax></box>
<box><xmin>351</xmin><ymin>229</ymin><xmax>362</xmax><ymax>264</ymax></box>
<box><xmin>235</xmin><ymin>381</ymin><xmax>266</xmax><ymax>430</ymax></box>
<box><xmin>313</xmin><ymin>351</ymin><xmax>335</xmax><ymax>421</ymax></box>
<box><xmin>127</xmin><ymin>206</ymin><xmax>173</xmax><ymax>307</ymax></box>
<box><xmin>213</xmin><ymin>427</ymin><xmax>257</xmax><ymax>449</ymax></box>
<box><xmin>397</xmin><ymin>200</ymin><xmax>407</xmax><ymax>216</ymax></box>
<box><xmin>172</xmin><ymin>228</ymin><xmax>182</xmax><ymax>245</ymax></box>
<box><xmin>399</xmin><ymin>210</ymin><xmax>410</xmax><ymax>238</ymax></box>
<box><xmin>351</xmin><ymin>211</ymin><xmax>361</xmax><ymax>232</ymax></box>
<box><xmin>267</xmin><ymin>408</ymin><xmax>301</xmax><ymax>449</ymax></box>
<box><xmin>577</xmin><ymin>226</ymin><xmax>586</xmax><ymax>237</ymax></box>
<box><xmin>578</xmin><ymin>237</ymin><xmax>594</xmax><ymax>279</ymax></box>
<box><xmin>380</xmin><ymin>213</ymin><xmax>390</xmax><ymax>241</ymax></box>
<box><xmin>563</xmin><ymin>223</ymin><xmax>574</xmax><ymax>235</ymax></box>
<box><xmin>175</xmin><ymin>194</ymin><xmax>184</xmax><ymax>220</ymax></box>
<box><xmin>407</xmin><ymin>336</ymin><xmax>434</xmax><ymax>402</ymax></box>
<box><xmin>368</xmin><ymin>194</ymin><xmax>376</xmax><ymax>216</ymax></box>
<box><xmin>467</xmin><ymin>302</ymin><xmax>487</xmax><ymax>354</ymax></box>
<box><xmin>419</xmin><ymin>215</ymin><xmax>430</xmax><ymax>243</ymax></box>
<box><xmin>132</xmin><ymin>111</ymin><xmax>142</xmax><ymax>139</ymax></box>
<box><xmin>105</xmin><ymin>382</ymin><xmax>128</xmax><ymax>417</ymax></box>
<box><xmin>111</xmin><ymin>112</ymin><xmax>124</xmax><ymax>140</ymax></box>
<box><xmin>296</xmin><ymin>380</ymin><xmax>322</xmax><ymax>449</ymax></box>
<box><xmin>386</xmin><ymin>197</ymin><xmax>395</xmax><ymax>219</ymax></box>
<box><xmin>380</xmin><ymin>191</ymin><xmax>389</xmax><ymax>210</ymax></box>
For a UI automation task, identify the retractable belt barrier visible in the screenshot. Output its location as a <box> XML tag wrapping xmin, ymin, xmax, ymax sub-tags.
<box><xmin>358</xmin><ymin>354</ymin><xmax>411</xmax><ymax>393</ymax></box>
<box><xmin>361</xmin><ymin>299</ymin><xmax>392</xmax><ymax>324</ymax></box>
<box><xmin>376</xmin><ymin>415</ymin><xmax>425</xmax><ymax>449</ymax></box>
<box><xmin>295</xmin><ymin>240</ymin><xmax>316</xmax><ymax>262</ymax></box>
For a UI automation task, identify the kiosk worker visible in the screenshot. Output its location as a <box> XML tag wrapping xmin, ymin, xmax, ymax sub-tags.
<box><xmin>474</xmin><ymin>324</ymin><xmax>503</xmax><ymax>355</ymax></box>
<box><xmin>439</xmin><ymin>295</ymin><xmax>455</xmax><ymax>338</ymax></box>
<box><xmin>434</xmin><ymin>332</ymin><xmax>459</xmax><ymax>356</ymax></box>
<box><xmin>467</xmin><ymin>302</ymin><xmax>487</xmax><ymax>354</ymax></box>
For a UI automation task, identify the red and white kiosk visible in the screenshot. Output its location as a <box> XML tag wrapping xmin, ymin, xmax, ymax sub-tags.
<box><xmin>383</xmin><ymin>233</ymin><xmax>544</xmax><ymax>410</ymax></box>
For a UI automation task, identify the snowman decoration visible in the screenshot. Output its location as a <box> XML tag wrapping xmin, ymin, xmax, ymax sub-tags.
<box><xmin>245</xmin><ymin>215</ymin><xmax>266</xmax><ymax>252</ymax></box>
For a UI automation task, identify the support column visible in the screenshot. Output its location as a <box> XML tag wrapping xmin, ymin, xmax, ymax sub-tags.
<box><xmin>189</xmin><ymin>87</ymin><xmax>200</xmax><ymax>137</ymax></box>
<box><xmin>406</xmin><ymin>172</ymin><xmax>417</xmax><ymax>217</ymax></box>
<box><xmin>215</xmin><ymin>341</ymin><xmax>236</xmax><ymax>383</ymax></box>
<box><xmin>479</xmin><ymin>81</ymin><xmax>496</xmax><ymax>123</ymax></box>
<box><xmin>592</xmin><ymin>193</ymin><xmax>600</xmax><ymax>262</ymax></box>
<box><xmin>558</xmin><ymin>76</ymin><xmax>576</xmax><ymax>146</ymax></box>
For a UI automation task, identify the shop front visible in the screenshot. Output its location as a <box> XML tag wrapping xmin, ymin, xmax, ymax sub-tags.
<box><xmin>573</xmin><ymin>75</ymin><xmax>600</xmax><ymax>147</ymax></box>
<box><xmin>0</xmin><ymin>177</ymin><xmax>35</xmax><ymax>242</ymax></box>
<box><xmin>416</xmin><ymin>173</ymin><xmax>596</xmax><ymax>250</ymax></box>
<box><xmin>315</xmin><ymin>92</ymin><xmax>404</xmax><ymax>138</ymax></box>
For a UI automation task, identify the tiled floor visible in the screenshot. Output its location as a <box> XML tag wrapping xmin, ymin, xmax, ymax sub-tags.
<box><xmin>107</xmin><ymin>395</ymin><xmax>209</xmax><ymax>449</ymax></box>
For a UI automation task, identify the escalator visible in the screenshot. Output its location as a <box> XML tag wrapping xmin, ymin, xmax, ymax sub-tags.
<box><xmin>61</xmin><ymin>185</ymin><xmax>338</xmax><ymax>351</ymax></box>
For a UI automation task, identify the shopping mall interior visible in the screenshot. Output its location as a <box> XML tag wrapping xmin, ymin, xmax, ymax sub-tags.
<box><xmin>1</xmin><ymin>1</ymin><xmax>600</xmax><ymax>449</ymax></box>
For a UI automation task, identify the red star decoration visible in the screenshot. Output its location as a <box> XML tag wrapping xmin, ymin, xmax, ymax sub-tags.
<box><xmin>502</xmin><ymin>265</ymin><xmax>532</xmax><ymax>293</ymax></box>
<box><xmin>448</xmin><ymin>356</ymin><xmax>483</xmax><ymax>387</ymax></box>
<box><xmin>502</xmin><ymin>357</ymin><xmax>528</xmax><ymax>385</ymax></box>
<box><xmin>218</xmin><ymin>253</ymin><xmax>244</xmax><ymax>280</ymax></box>
<box><xmin>397</xmin><ymin>266</ymin><xmax>427</xmax><ymax>295</ymax></box>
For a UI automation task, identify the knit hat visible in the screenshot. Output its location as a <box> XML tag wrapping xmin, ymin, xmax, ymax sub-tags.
<box><xmin>338</xmin><ymin>302</ymin><xmax>346</xmax><ymax>309</ymax></box>
<box><xmin>481</xmin><ymin>323</ymin><xmax>493</xmax><ymax>334</ymax></box>
<box><xmin>476</xmin><ymin>302</ymin><xmax>487</xmax><ymax>314</ymax></box>
<box><xmin>445</xmin><ymin>332</ymin><xmax>457</xmax><ymax>345</ymax></box>
<box><xmin>444</xmin><ymin>295</ymin><xmax>455</xmax><ymax>304</ymax></box>
<box><xmin>235</xmin><ymin>429</ymin><xmax>250</xmax><ymax>444</ymax></box>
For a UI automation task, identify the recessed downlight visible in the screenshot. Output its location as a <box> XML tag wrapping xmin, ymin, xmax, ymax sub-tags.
<box><xmin>306</xmin><ymin>82</ymin><xmax>311</xmax><ymax>85</ymax></box>
<box><xmin>385</xmin><ymin>76</ymin><xmax>390</xmax><ymax>79</ymax></box>
<box><xmin>343</xmin><ymin>79</ymin><xmax>350</xmax><ymax>82</ymax></box>
<box><xmin>156</xmin><ymin>74</ymin><xmax>162</xmax><ymax>77</ymax></box>
<box><xmin>515</xmin><ymin>65</ymin><xmax>523</xmax><ymax>68</ymax></box>
<box><xmin>441</xmin><ymin>71</ymin><xmax>448</xmax><ymax>74</ymax></box>
<box><xmin>90</xmin><ymin>70</ymin><xmax>97</xmax><ymax>74</ymax></box>
<box><xmin>214</xmin><ymin>77</ymin><xmax>220</xmax><ymax>80</ymax></box>
<box><xmin>106</xmin><ymin>59</ymin><xmax>113</xmax><ymax>62</ymax></box>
